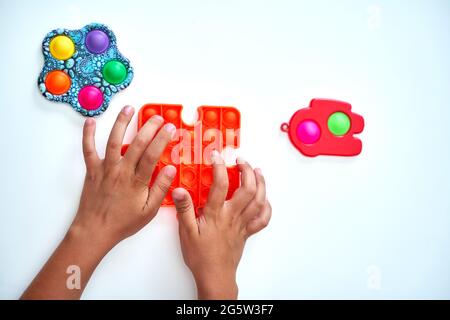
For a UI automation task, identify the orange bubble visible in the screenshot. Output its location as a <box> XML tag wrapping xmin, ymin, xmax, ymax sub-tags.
<box><xmin>181</xmin><ymin>167</ymin><xmax>197</xmax><ymax>187</ymax></box>
<box><xmin>164</xmin><ymin>108</ymin><xmax>179</xmax><ymax>122</ymax></box>
<box><xmin>143</xmin><ymin>108</ymin><xmax>158</xmax><ymax>122</ymax></box>
<box><xmin>204</xmin><ymin>110</ymin><xmax>218</xmax><ymax>124</ymax></box>
<box><xmin>45</xmin><ymin>70</ymin><xmax>71</xmax><ymax>95</ymax></box>
<box><xmin>161</xmin><ymin>146</ymin><xmax>173</xmax><ymax>164</ymax></box>
<box><xmin>223</xmin><ymin>110</ymin><xmax>237</xmax><ymax>125</ymax></box>
<box><xmin>201</xmin><ymin>167</ymin><xmax>213</xmax><ymax>186</ymax></box>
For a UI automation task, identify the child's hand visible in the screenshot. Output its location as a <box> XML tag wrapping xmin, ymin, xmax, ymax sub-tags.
<box><xmin>21</xmin><ymin>106</ymin><xmax>177</xmax><ymax>299</ymax></box>
<box><xmin>73</xmin><ymin>105</ymin><xmax>177</xmax><ymax>247</ymax></box>
<box><xmin>172</xmin><ymin>151</ymin><xmax>272</xmax><ymax>299</ymax></box>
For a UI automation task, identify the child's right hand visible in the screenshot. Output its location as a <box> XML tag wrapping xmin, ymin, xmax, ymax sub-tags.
<box><xmin>172</xmin><ymin>151</ymin><xmax>271</xmax><ymax>299</ymax></box>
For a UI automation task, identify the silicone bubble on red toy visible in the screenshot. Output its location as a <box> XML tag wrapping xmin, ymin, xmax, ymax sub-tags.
<box><xmin>281</xmin><ymin>99</ymin><xmax>364</xmax><ymax>157</ymax></box>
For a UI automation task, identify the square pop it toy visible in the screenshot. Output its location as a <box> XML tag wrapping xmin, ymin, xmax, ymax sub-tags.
<box><xmin>281</xmin><ymin>99</ymin><xmax>364</xmax><ymax>157</ymax></box>
<box><xmin>38</xmin><ymin>23</ymin><xmax>133</xmax><ymax>116</ymax></box>
<box><xmin>121</xmin><ymin>104</ymin><xmax>241</xmax><ymax>212</ymax></box>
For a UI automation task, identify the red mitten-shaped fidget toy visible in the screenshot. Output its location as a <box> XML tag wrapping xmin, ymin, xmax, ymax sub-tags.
<box><xmin>281</xmin><ymin>99</ymin><xmax>364</xmax><ymax>157</ymax></box>
<box><xmin>122</xmin><ymin>104</ymin><xmax>241</xmax><ymax>212</ymax></box>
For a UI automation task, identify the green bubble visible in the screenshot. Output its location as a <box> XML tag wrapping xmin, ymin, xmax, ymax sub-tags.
<box><xmin>102</xmin><ymin>60</ymin><xmax>127</xmax><ymax>85</ymax></box>
<box><xmin>327</xmin><ymin>112</ymin><xmax>351</xmax><ymax>136</ymax></box>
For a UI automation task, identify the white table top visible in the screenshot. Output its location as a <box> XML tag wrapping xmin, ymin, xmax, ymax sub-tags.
<box><xmin>1</xmin><ymin>0</ymin><xmax>449</xmax><ymax>299</ymax></box>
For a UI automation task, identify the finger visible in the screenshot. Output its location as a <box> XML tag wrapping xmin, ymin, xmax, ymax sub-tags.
<box><xmin>172</xmin><ymin>188</ymin><xmax>198</xmax><ymax>235</ymax></box>
<box><xmin>124</xmin><ymin>114</ymin><xmax>164</xmax><ymax>167</ymax></box>
<box><xmin>147</xmin><ymin>165</ymin><xmax>177</xmax><ymax>207</ymax></box>
<box><xmin>82</xmin><ymin>118</ymin><xmax>100</xmax><ymax>175</ymax></box>
<box><xmin>105</xmin><ymin>106</ymin><xmax>134</xmax><ymax>167</ymax></box>
<box><xmin>135</xmin><ymin>123</ymin><xmax>176</xmax><ymax>183</ymax></box>
<box><xmin>228</xmin><ymin>158</ymin><xmax>257</xmax><ymax>211</ymax></box>
<box><xmin>245</xmin><ymin>200</ymin><xmax>272</xmax><ymax>238</ymax></box>
<box><xmin>240</xmin><ymin>168</ymin><xmax>266</xmax><ymax>224</ymax></box>
<box><xmin>205</xmin><ymin>150</ymin><xmax>228</xmax><ymax>212</ymax></box>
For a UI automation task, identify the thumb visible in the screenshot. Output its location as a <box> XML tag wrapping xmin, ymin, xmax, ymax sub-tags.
<box><xmin>172</xmin><ymin>188</ymin><xmax>198</xmax><ymax>234</ymax></box>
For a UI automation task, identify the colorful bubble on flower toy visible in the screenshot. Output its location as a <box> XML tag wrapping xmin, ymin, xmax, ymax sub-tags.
<box><xmin>38</xmin><ymin>23</ymin><xmax>133</xmax><ymax>116</ymax></box>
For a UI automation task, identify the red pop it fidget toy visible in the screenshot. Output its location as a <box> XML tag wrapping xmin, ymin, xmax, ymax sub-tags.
<box><xmin>281</xmin><ymin>99</ymin><xmax>364</xmax><ymax>157</ymax></box>
<box><xmin>121</xmin><ymin>104</ymin><xmax>241</xmax><ymax>213</ymax></box>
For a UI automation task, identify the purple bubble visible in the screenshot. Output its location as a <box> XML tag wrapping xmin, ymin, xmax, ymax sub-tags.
<box><xmin>85</xmin><ymin>30</ymin><xmax>110</xmax><ymax>54</ymax></box>
<box><xmin>296</xmin><ymin>120</ymin><xmax>321</xmax><ymax>144</ymax></box>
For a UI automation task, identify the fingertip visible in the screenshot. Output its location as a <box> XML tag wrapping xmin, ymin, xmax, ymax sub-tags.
<box><xmin>163</xmin><ymin>165</ymin><xmax>177</xmax><ymax>178</ymax></box>
<box><xmin>84</xmin><ymin>117</ymin><xmax>95</xmax><ymax>127</ymax></box>
<box><xmin>122</xmin><ymin>105</ymin><xmax>134</xmax><ymax>116</ymax></box>
<box><xmin>237</xmin><ymin>157</ymin><xmax>254</xmax><ymax>171</ymax></box>
<box><xmin>163</xmin><ymin>123</ymin><xmax>177</xmax><ymax>139</ymax></box>
<box><xmin>164</xmin><ymin>122</ymin><xmax>176</xmax><ymax>132</ymax></box>
<box><xmin>172</xmin><ymin>187</ymin><xmax>188</xmax><ymax>201</ymax></box>
<box><xmin>236</xmin><ymin>156</ymin><xmax>246</xmax><ymax>165</ymax></box>
<box><xmin>150</xmin><ymin>114</ymin><xmax>164</xmax><ymax>123</ymax></box>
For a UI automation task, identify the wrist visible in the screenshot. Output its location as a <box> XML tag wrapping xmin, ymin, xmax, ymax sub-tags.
<box><xmin>67</xmin><ymin>217</ymin><xmax>117</xmax><ymax>254</ymax></box>
<box><xmin>194</xmin><ymin>271</ymin><xmax>238</xmax><ymax>300</ymax></box>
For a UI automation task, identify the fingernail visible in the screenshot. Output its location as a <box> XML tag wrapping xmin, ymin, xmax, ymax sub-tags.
<box><xmin>165</xmin><ymin>123</ymin><xmax>176</xmax><ymax>139</ymax></box>
<box><xmin>151</xmin><ymin>115</ymin><xmax>163</xmax><ymax>122</ymax></box>
<box><xmin>255</xmin><ymin>168</ymin><xmax>263</xmax><ymax>176</ymax></box>
<box><xmin>172</xmin><ymin>188</ymin><xmax>185</xmax><ymax>201</ymax></box>
<box><xmin>164</xmin><ymin>165</ymin><xmax>177</xmax><ymax>178</ymax></box>
<box><xmin>164</xmin><ymin>123</ymin><xmax>176</xmax><ymax>133</ymax></box>
<box><xmin>85</xmin><ymin>118</ymin><xmax>95</xmax><ymax>126</ymax></box>
<box><xmin>236</xmin><ymin>157</ymin><xmax>246</xmax><ymax>165</ymax></box>
<box><xmin>122</xmin><ymin>105</ymin><xmax>133</xmax><ymax>115</ymax></box>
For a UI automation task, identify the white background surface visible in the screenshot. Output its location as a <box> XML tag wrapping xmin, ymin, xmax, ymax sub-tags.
<box><xmin>1</xmin><ymin>0</ymin><xmax>450</xmax><ymax>299</ymax></box>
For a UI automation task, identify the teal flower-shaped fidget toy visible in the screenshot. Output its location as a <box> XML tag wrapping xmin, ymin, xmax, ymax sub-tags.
<box><xmin>38</xmin><ymin>23</ymin><xmax>133</xmax><ymax>117</ymax></box>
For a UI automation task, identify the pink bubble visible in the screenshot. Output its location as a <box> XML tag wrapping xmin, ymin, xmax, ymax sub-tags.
<box><xmin>296</xmin><ymin>120</ymin><xmax>321</xmax><ymax>144</ymax></box>
<box><xmin>78</xmin><ymin>85</ymin><xmax>104</xmax><ymax>110</ymax></box>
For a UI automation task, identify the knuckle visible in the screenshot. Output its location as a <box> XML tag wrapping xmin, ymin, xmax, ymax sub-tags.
<box><xmin>107</xmin><ymin>140</ymin><xmax>121</xmax><ymax>151</ymax></box>
<box><xmin>134</xmin><ymin>136</ymin><xmax>147</xmax><ymax>149</ymax></box>
<box><xmin>144</xmin><ymin>151</ymin><xmax>160</xmax><ymax>165</ymax></box>
<box><xmin>154</xmin><ymin>178</ymin><xmax>171</xmax><ymax>194</ymax></box>
<box><xmin>83</xmin><ymin>149</ymin><xmax>96</xmax><ymax>159</ymax></box>
<box><xmin>244</xmin><ymin>185</ymin><xmax>257</xmax><ymax>198</ymax></box>
<box><xmin>85</xmin><ymin>169</ymin><xmax>98</xmax><ymax>182</ymax></box>
<box><xmin>255</xmin><ymin>198</ymin><xmax>265</xmax><ymax>210</ymax></box>
<box><xmin>176</xmin><ymin>199</ymin><xmax>193</xmax><ymax>214</ymax></box>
